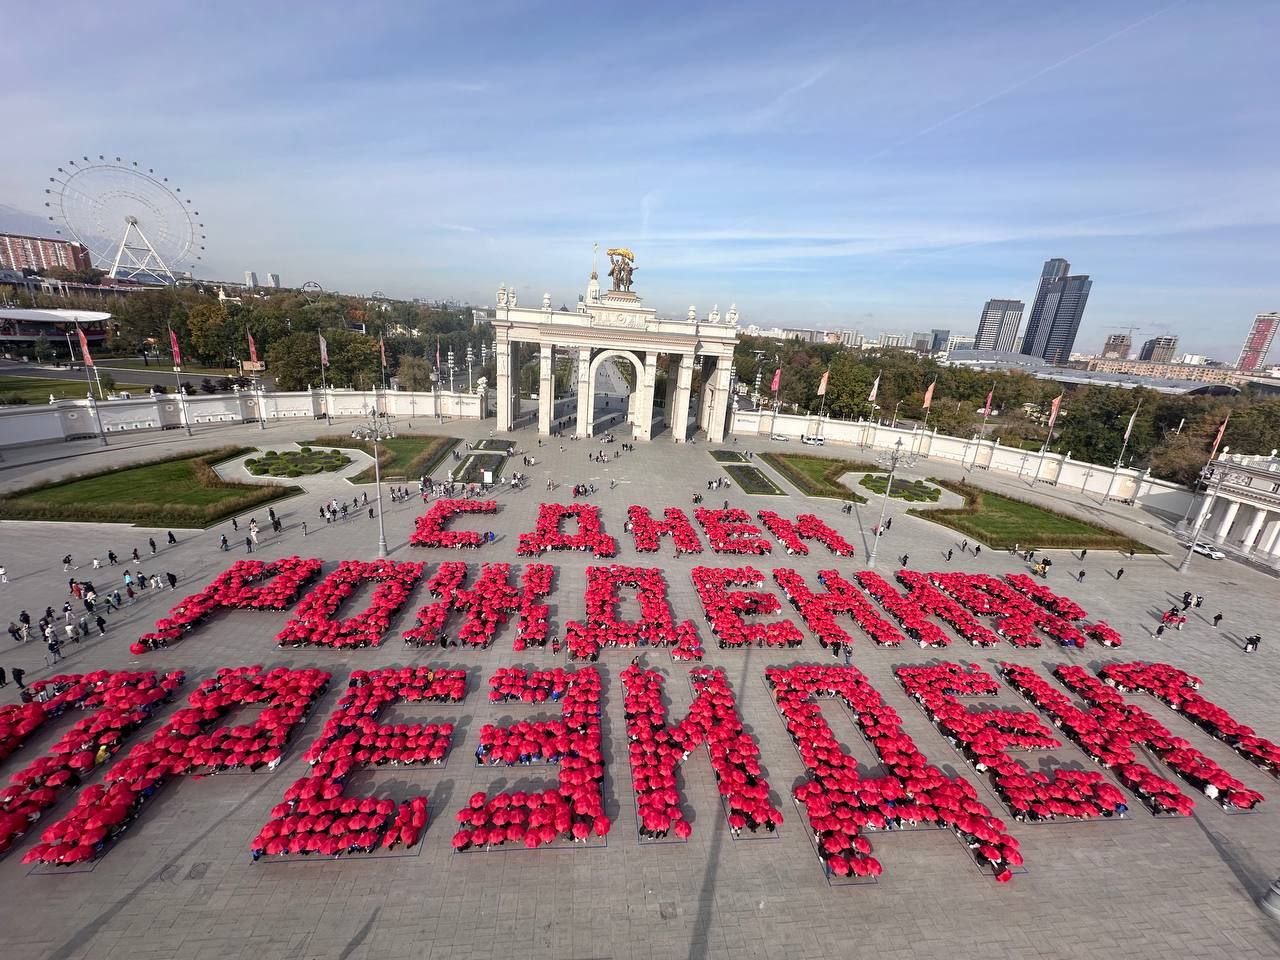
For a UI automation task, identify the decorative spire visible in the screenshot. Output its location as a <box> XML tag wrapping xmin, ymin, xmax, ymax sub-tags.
<box><xmin>591</xmin><ymin>241</ymin><xmax>598</xmax><ymax>280</ymax></box>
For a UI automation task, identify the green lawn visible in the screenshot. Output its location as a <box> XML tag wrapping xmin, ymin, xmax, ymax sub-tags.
<box><xmin>96</xmin><ymin>358</ymin><xmax>236</xmax><ymax>376</ymax></box>
<box><xmin>0</xmin><ymin>447</ymin><xmax>298</xmax><ymax>527</ymax></box>
<box><xmin>0</xmin><ymin>376</ymin><xmax>153</xmax><ymax>404</ymax></box>
<box><xmin>859</xmin><ymin>473</ymin><xmax>941</xmax><ymax>502</ymax></box>
<box><xmin>914</xmin><ymin>478</ymin><xmax>1156</xmax><ymax>552</ymax></box>
<box><xmin>452</xmin><ymin>452</ymin><xmax>508</xmax><ymax>483</ymax></box>
<box><xmin>760</xmin><ymin>452</ymin><xmax>871</xmax><ymax>502</ymax></box>
<box><xmin>710</xmin><ymin>449</ymin><xmax>749</xmax><ymax>463</ymax></box>
<box><xmin>723</xmin><ymin>464</ymin><xmax>785</xmax><ymax>496</ymax></box>
<box><xmin>311</xmin><ymin>433</ymin><xmax>458</xmax><ymax>483</ymax></box>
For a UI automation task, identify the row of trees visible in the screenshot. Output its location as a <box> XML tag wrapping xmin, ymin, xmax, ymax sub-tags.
<box><xmin>735</xmin><ymin>335</ymin><xmax>1280</xmax><ymax>485</ymax></box>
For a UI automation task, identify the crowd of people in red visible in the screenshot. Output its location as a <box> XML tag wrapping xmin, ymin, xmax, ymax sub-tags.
<box><xmin>454</xmin><ymin>667</ymin><xmax>609</xmax><ymax>850</ymax></box>
<box><xmin>1098</xmin><ymin>662</ymin><xmax>1280</xmax><ymax>777</ymax></box>
<box><xmin>627</xmin><ymin>506</ymin><xmax>704</xmax><ymax>556</ymax></box>
<box><xmin>621</xmin><ymin>664</ymin><xmax>782</xmax><ymax>840</ymax></box>
<box><xmin>250</xmin><ymin>667</ymin><xmax>464</xmax><ymax>859</ymax></box>
<box><xmin>400</xmin><ymin>561</ymin><xmax>555</xmax><ymax>650</ymax></box>
<box><xmin>133</xmin><ymin>557</ymin><xmax>321</xmax><ymax>653</ymax></box>
<box><xmin>774</xmin><ymin>568</ymin><xmax>904</xmax><ymax>651</ymax></box>
<box><xmin>897</xmin><ymin>662</ymin><xmax>1130</xmax><ymax>822</ymax></box>
<box><xmin>408</xmin><ymin>499</ymin><xmax>497</xmax><ymax>548</ymax></box>
<box><xmin>0</xmin><ymin>670</ymin><xmax>184</xmax><ymax>856</ymax></box>
<box><xmin>692</xmin><ymin>566</ymin><xmax>805</xmax><ymax>649</ymax></box>
<box><xmin>517</xmin><ymin>503</ymin><xmax>618</xmax><ymax>558</ymax></box>
<box><xmin>693</xmin><ymin>507</ymin><xmax>773</xmax><ymax>555</ymax></box>
<box><xmin>756</xmin><ymin>511</ymin><xmax>855</xmax><ymax>557</ymax></box>
<box><xmin>276</xmin><ymin>560</ymin><xmax>424</xmax><ymax>649</ymax></box>
<box><xmin>565</xmin><ymin>565</ymin><xmax>703</xmax><ymax>661</ymax></box>
<box><xmin>24</xmin><ymin>666</ymin><xmax>330</xmax><ymax>864</ymax></box>
<box><xmin>1000</xmin><ymin>663</ymin><xmax>1262</xmax><ymax>814</ymax></box>
<box><xmin>767</xmin><ymin>664</ymin><xmax>1023</xmax><ymax>881</ymax></box>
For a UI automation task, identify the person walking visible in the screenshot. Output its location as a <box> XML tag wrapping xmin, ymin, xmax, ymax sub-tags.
<box><xmin>960</xmin><ymin>539</ymin><xmax>968</xmax><ymax>552</ymax></box>
<box><xmin>1115</xmin><ymin>568</ymin><xmax>1125</xmax><ymax>580</ymax></box>
<box><xmin>1080</xmin><ymin>548</ymin><xmax>1088</xmax><ymax>561</ymax></box>
<box><xmin>166</xmin><ymin>572</ymin><xmax>177</xmax><ymax>590</ymax></box>
<box><xmin>0</xmin><ymin>563</ymin><xmax>8</xmax><ymax>583</ymax></box>
<box><xmin>6</xmin><ymin>622</ymin><xmax>18</xmax><ymax>643</ymax></box>
<box><xmin>107</xmin><ymin>550</ymin><xmax>118</xmax><ymax>565</ymax></box>
<box><xmin>1153</xmin><ymin>623</ymin><xmax>1165</xmax><ymax>639</ymax></box>
<box><xmin>167</xmin><ymin>531</ymin><xmax>176</xmax><ymax>545</ymax></box>
<box><xmin>1194</xmin><ymin>594</ymin><xmax>1204</xmax><ymax>608</ymax></box>
<box><xmin>47</xmin><ymin>636</ymin><xmax>62</xmax><ymax>664</ymax></box>
<box><xmin>974</xmin><ymin>545</ymin><xmax>981</xmax><ymax>557</ymax></box>
<box><xmin>220</xmin><ymin>534</ymin><xmax>229</xmax><ymax>551</ymax></box>
<box><xmin>885</xmin><ymin>517</ymin><xmax>893</xmax><ymax>531</ymax></box>
<box><xmin>149</xmin><ymin>537</ymin><xmax>157</xmax><ymax>555</ymax></box>
<box><xmin>946</xmin><ymin>549</ymin><xmax>954</xmax><ymax>562</ymax></box>
<box><xmin>95</xmin><ymin>614</ymin><xmax>107</xmax><ymax>637</ymax></box>
<box><xmin>0</xmin><ymin>666</ymin><xmax>6</xmax><ymax>687</ymax></box>
<box><xmin>62</xmin><ymin>554</ymin><xmax>77</xmax><ymax>571</ymax></box>
<box><xmin>232</xmin><ymin>517</ymin><xmax>239</xmax><ymax>532</ymax></box>
<box><xmin>62</xmin><ymin>601</ymin><xmax>72</xmax><ymax>623</ymax></box>
<box><xmin>900</xmin><ymin>554</ymin><xmax>909</xmax><ymax>567</ymax></box>
<box><xmin>131</xmin><ymin>548</ymin><xmax>140</xmax><ymax>563</ymax></box>
<box><xmin>1244</xmin><ymin>634</ymin><xmax>1261</xmax><ymax>653</ymax></box>
<box><xmin>12</xmin><ymin>667</ymin><xmax>25</xmax><ymax>690</ymax></box>
<box><xmin>1212</xmin><ymin>612</ymin><xmax>1223</xmax><ymax>627</ymax></box>
<box><xmin>245</xmin><ymin>535</ymin><xmax>254</xmax><ymax>554</ymax></box>
<box><xmin>1078</xmin><ymin>570</ymin><xmax>1086</xmax><ymax>582</ymax></box>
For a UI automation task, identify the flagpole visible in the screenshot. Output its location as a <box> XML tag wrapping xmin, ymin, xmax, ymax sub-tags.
<box><xmin>1103</xmin><ymin>399</ymin><xmax>1142</xmax><ymax>503</ymax></box>
<box><xmin>967</xmin><ymin>382</ymin><xmax>994</xmax><ymax>471</ymax></box>
<box><xmin>169</xmin><ymin>326</ymin><xmax>192</xmax><ymax>437</ymax></box>
<box><xmin>1032</xmin><ymin>392</ymin><xmax>1063</xmax><ymax>484</ymax></box>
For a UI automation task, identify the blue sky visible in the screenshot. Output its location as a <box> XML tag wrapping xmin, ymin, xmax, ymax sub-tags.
<box><xmin>2</xmin><ymin>0</ymin><xmax>1277</xmax><ymax>359</ymax></box>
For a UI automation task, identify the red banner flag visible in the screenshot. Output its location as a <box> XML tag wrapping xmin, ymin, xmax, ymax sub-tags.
<box><xmin>982</xmin><ymin>388</ymin><xmax>993</xmax><ymax>417</ymax></box>
<box><xmin>1047</xmin><ymin>392</ymin><xmax>1062</xmax><ymax>431</ymax></box>
<box><xmin>921</xmin><ymin>378</ymin><xmax>935</xmax><ymax>410</ymax></box>
<box><xmin>867</xmin><ymin>374</ymin><xmax>880</xmax><ymax>404</ymax></box>
<box><xmin>318</xmin><ymin>334</ymin><xmax>329</xmax><ymax>368</ymax></box>
<box><xmin>436</xmin><ymin>338</ymin><xmax>442</xmax><ymax>371</ymax></box>
<box><xmin>76</xmin><ymin>327</ymin><xmax>93</xmax><ymax>368</ymax></box>
<box><xmin>770</xmin><ymin>367</ymin><xmax>781</xmax><ymax>393</ymax></box>
<box><xmin>380</xmin><ymin>335</ymin><xmax>387</xmax><ymax>369</ymax></box>
<box><xmin>247</xmin><ymin>331</ymin><xmax>259</xmax><ymax>364</ymax></box>
<box><xmin>1209</xmin><ymin>413</ymin><xmax>1230</xmax><ymax>460</ymax></box>
<box><xmin>817</xmin><ymin>369</ymin><xmax>829</xmax><ymax>397</ymax></box>
<box><xmin>169</xmin><ymin>328</ymin><xmax>182</xmax><ymax>368</ymax></box>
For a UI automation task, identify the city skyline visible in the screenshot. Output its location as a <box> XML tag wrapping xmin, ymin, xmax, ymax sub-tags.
<box><xmin>0</xmin><ymin>1</ymin><xmax>1276</xmax><ymax>358</ymax></box>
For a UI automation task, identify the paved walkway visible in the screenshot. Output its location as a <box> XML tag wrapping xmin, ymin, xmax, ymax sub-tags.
<box><xmin>0</xmin><ymin>422</ymin><xmax>1278</xmax><ymax>960</ymax></box>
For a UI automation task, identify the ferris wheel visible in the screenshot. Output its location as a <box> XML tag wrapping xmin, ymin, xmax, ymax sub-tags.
<box><xmin>43</xmin><ymin>155</ymin><xmax>206</xmax><ymax>284</ymax></box>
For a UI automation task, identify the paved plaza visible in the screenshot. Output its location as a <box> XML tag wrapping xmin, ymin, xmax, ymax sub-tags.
<box><xmin>2</xmin><ymin>416</ymin><xmax>1280</xmax><ymax>960</ymax></box>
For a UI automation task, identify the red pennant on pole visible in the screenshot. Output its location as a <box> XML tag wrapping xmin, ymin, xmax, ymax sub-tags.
<box><xmin>77</xmin><ymin>327</ymin><xmax>94</xmax><ymax>368</ymax></box>
<box><xmin>1209</xmin><ymin>413</ymin><xmax>1230</xmax><ymax>460</ymax></box>
<box><xmin>921</xmin><ymin>378</ymin><xmax>935</xmax><ymax>410</ymax></box>
<box><xmin>770</xmin><ymin>367</ymin><xmax>781</xmax><ymax>393</ymax></box>
<box><xmin>247</xmin><ymin>330</ymin><xmax>259</xmax><ymax>364</ymax></box>
<box><xmin>169</xmin><ymin>328</ymin><xmax>182</xmax><ymax>368</ymax></box>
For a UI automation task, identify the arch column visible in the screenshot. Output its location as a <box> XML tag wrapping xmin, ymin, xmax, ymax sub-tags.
<box><xmin>1193</xmin><ymin>493</ymin><xmax>1215</xmax><ymax>530</ymax></box>
<box><xmin>537</xmin><ymin>344</ymin><xmax>554</xmax><ymax>435</ymax></box>
<box><xmin>1241</xmin><ymin>507</ymin><xmax>1269</xmax><ymax>551</ymax></box>
<box><xmin>574</xmin><ymin>346</ymin><xmax>593</xmax><ymax>438</ymax></box>
<box><xmin>672</xmin><ymin>353</ymin><xmax>695</xmax><ymax>442</ymax></box>
<box><xmin>495</xmin><ymin>334</ymin><xmax>515</xmax><ymax>432</ymax></box>
<box><xmin>1215</xmin><ymin>499</ymin><xmax>1240</xmax><ymax>540</ymax></box>
<box><xmin>662</xmin><ymin>361</ymin><xmax>677</xmax><ymax>426</ymax></box>
<box><xmin>633</xmin><ymin>353</ymin><xmax>659</xmax><ymax>441</ymax></box>
<box><xmin>707</xmin><ymin>356</ymin><xmax>732</xmax><ymax>443</ymax></box>
<box><xmin>1260</xmin><ymin>516</ymin><xmax>1280</xmax><ymax>556</ymax></box>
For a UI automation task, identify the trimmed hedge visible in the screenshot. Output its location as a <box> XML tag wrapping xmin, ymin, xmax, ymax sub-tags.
<box><xmin>245</xmin><ymin>448</ymin><xmax>350</xmax><ymax>477</ymax></box>
<box><xmin>859</xmin><ymin>474</ymin><xmax>941</xmax><ymax>502</ymax></box>
<box><xmin>710</xmin><ymin>449</ymin><xmax>749</xmax><ymax>463</ymax></box>
<box><xmin>0</xmin><ymin>447</ymin><xmax>300</xmax><ymax>528</ymax></box>
<box><xmin>912</xmin><ymin>477</ymin><xmax>1156</xmax><ymax>553</ymax></box>
<box><xmin>311</xmin><ymin>434</ymin><xmax>458</xmax><ymax>483</ymax></box>
<box><xmin>760</xmin><ymin>452</ymin><xmax>870</xmax><ymax>502</ymax></box>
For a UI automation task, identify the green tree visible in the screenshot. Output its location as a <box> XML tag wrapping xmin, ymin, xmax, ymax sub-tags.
<box><xmin>186</xmin><ymin>303</ymin><xmax>232</xmax><ymax>365</ymax></box>
<box><xmin>395</xmin><ymin>355</ymin><xmax>431</xmax><ymax>391</ymax></box>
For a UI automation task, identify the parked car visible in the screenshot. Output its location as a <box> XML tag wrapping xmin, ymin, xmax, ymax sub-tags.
<box><xmin>801</xmin><ymin>434</ymin><xmax>825</xmax><ymax>446</ymax></box>
<box><xmin>769</xmin><ymin>433</ymin><xmax>789</xmax><ymax>442</ymax></box>
<box><xmin>1188</xmin><ymin>541</ymin><xmax>1226</xmax><ymax>559</ymax></box>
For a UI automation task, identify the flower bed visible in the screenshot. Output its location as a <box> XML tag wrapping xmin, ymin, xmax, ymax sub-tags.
<box><xmin>27</xmin><ymin>666</ymin><xmax>331</xmax><ymax>865</ymax></box>
<box><xmin>250</xmin><ymin>667</ymin><xmax>464</xmax><ymax>860</ymax></box>
<box><xmin>276</xmin><ymin>560</ymin><xmax>424</xmax><ymax>649</ymax></box>
<box><xmin>692</xmin><ymin>566</ymin><xmax>803</xmax><ymax>649</ymax></box>
<box><xmin>245</xmin><ymin>448</ymin><xmax>351</xmax><ymax>477</ymax></box>
<box><xmin>621</xmin><ymin>664</ymin><xmax>782</xmax><ymax>840</ymax></box>
<box><xmin>858</xmin><ymin>474</ymin><xmax>940</xmax><ymax>502</ymax></box>
<box><xmin>455</xmin><ymin>668</ymin><xmax>609</xmax><ymax>851</ymax></box>
<box><xmin>409</xmin><ymin>499</ymin><xmax>498</xmax><ymax>548</ymax></box>
<box><xmin>565</xmin><ymin>566</ymin><xmax>703</xmax><ymax>661</ymax></box>
<box><xmin>767</xmin><ymin>664</ymin><xmax>1021</xmax><ymax>881</ymax></box>
<box><xmin>134</xmin><ymin>557</ymin><xmax>322</xmax><ymax>652</ymax></box>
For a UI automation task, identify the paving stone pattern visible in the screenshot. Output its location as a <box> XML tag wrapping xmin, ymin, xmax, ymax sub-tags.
<box><xmin>1</xmin><ymin>418</ymin><xmax>1279</xmax><ymax>960</ymax></box>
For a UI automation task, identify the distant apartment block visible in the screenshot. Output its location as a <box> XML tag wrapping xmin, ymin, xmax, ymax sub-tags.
<box><xmin>930</xmin><ymin>328</ymin><xmax>951</xmax><ymax>352</ymax></box>
<box><xmin>1138</xmin><ymin>335</ymin><xmax>1178</xmax><ymax>363</ymax></box>
<box><xmin>245</xmin><ymin>271</ymin><xmax>258</xmax><ymax>289</ymax></box>
<box><xmin>1238</xmin><ymin>313</ymin><xmax>1279</xmax><ymax>371</ymax></box>
<box><xmin>266</xmin><ymin>273</ymin><xmax>281</xmax><ymax>288</ymax></box>
<box><xmin>1102</xmin><ymin>333</ymin><xmax>1131</xmax><ymax>359</ymax></box>
<box><xmin>1085</xmin><ymin>356</ymin><xmax>1244</xmax><ymax>385</ymax></box>
<box><xmin>973</xmin><ymin>299</ymin><xmax>1024</xmax><ymax>351</ymax></box>
<box><xmin>0</xmin><ymin>232</ymin><xmax>93</xmax><ymax>273</ymax></box>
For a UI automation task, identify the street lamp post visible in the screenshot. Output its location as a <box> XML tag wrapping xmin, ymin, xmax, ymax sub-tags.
<box><xmin>350</xmin><ymin>414</ymin><xmax>397</xmax><ymax>558</ymax></box>
<box><xmin>891</xmin><ymin>400</ymin><xmax>904</xmax><ymax>430</ymax></box>
<box><xmin>466</xmin><ymin>344</ymin><xmax>474</xmax><ymax>392</ymax></box>
<box><xmin>447</xmin><ymin>349</ymin><xmax>455</xmax><ymax>393</ymax></box>
<box><xmin>867</xmin><ymin>437</ymin><xmax>915</xmax><ymax>568</ymax></box>
<box><xmin>1178</xmin><ymin>460</ymin><xmax>1231</xmax><ymax>574</ymax></box>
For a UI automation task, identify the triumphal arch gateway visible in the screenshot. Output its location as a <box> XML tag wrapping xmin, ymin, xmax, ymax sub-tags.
<box><xmin>492</xmin><ymin>248</ymin><xmax>740</xmax><ymax>442</ymax></box>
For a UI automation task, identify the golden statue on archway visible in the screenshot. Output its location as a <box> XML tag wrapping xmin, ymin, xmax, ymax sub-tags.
<box><xmin>607</xmin><ymin>247</ymin><xmax>636</xmax><ymax>292</ymax></box>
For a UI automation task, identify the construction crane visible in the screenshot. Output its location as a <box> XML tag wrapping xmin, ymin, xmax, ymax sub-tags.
<box><xmin>1100</xmin><ymin>324</ymin><xmax>1143</xmax><ymax>357</ymax></box>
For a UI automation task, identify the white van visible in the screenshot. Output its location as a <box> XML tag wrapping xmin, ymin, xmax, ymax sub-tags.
<box><xmin>801</xmin><ymin>434</ymin><xmax>825</xmax><ymax>446</ymax></box>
